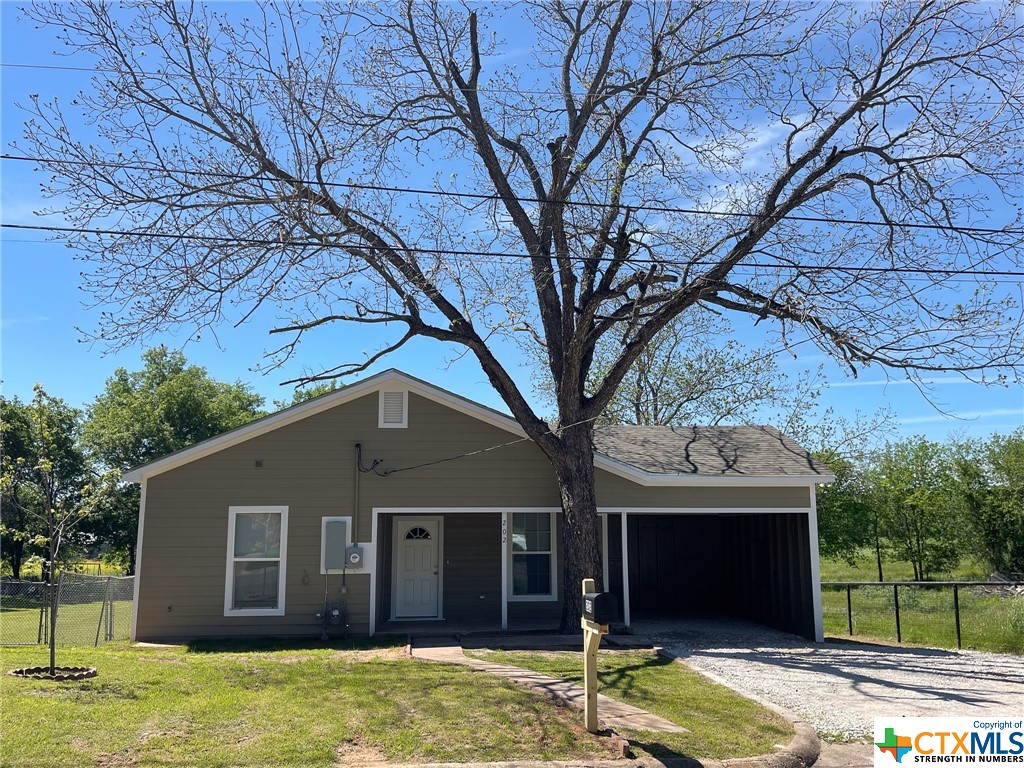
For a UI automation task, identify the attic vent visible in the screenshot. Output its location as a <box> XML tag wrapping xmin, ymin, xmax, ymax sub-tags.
<box><xmin>378</xmin><ymin>390</ymin><xmax>408</xmax><ymax>428</ymax></box>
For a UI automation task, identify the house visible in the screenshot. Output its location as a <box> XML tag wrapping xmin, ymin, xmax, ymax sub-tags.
<box><xmin>123</xmin><ymin>369</ymin><xmax>834</xmax><ymax>643</ymax></box>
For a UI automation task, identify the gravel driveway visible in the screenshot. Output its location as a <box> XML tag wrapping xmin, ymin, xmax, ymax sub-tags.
<box><xmin>633</xmin><ymin>619</ymin><xmax>1024</xmax><ymax>742</ymax></box>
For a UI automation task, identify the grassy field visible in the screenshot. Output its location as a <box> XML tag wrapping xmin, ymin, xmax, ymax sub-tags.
<box><xmin>0</xmin><ymin>640</ymin><xmax>792</xmax><ymax>767</ymax></box>
<box><xmin>818</xmin><ymin>555</ymin><xmax>990</xmax><ymax>582</ymax></box>
<box><xmin>465</xmin><ymin>649</ymin><xmax>793</xmax><ymax>760</ymax></box>
<box><xmin>819</xmin><ymin>556</ymin><xmax>1023</xmax><ymax>654</ymax></box>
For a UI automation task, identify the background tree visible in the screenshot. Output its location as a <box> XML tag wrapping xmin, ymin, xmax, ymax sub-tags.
<box><xmin>18</xmin><ymin>1</ymin><xmax>1024</xmax><ymax>629</ymax></box>
<box><xmin>1</xmin><ymin>396</ymin><xmax>41</xmax><ymax>579</ymax></box>
<box><xmin>0</xmin><ymin>386</ymin><xmax>114</xmax><ymax>674</ymax></box>
<box><xmin>272</xmin><ymin>381</ymin><xmax>342</xmax><ymax>411</ymax></box>
<box><xmin>82</xmin><ymin>347</ymin><xmax>265</xmax><ymax>572</ymax></box>
<box><xmin>1</xmin><ymin>390</ymin><xmax>89</xmax><ymax>580</ymax></box>
<box><xmin>814</xmin><ymin>455</ymin><xmax>874</xmax><ymax>567</ymax></box>
<box><xmin>560</xmin><ymin>309</ymin><xmax>824</xmax><ymax>428</ymax></box>
<box><xmin>954</xmin><ymin>431</ymin><xmax>1024</xmax><ymax>575</ymax></box>
<box><xmin>867</xmin><ymin>437</ymin><xmax>962</xmax><ymax>581</ymax></box>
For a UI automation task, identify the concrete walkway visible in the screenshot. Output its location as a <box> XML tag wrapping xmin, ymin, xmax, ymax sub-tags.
<box><xmin>410</xmin><ymin>637</ymin><xmax>687</xmax><ymax>733</ymax></box>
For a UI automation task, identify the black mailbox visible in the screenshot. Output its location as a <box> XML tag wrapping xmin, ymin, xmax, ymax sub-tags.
<box><xmin>582</xmin><ymin>592</ymin><xmax>617</xmax><ymax>624</ymax></box>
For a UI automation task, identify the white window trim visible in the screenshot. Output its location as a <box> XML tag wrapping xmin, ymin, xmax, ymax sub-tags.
<box><xmin>507</xmin><ymin>510</ymin><xmax>558</xmax><ymax>602</ymax></box>
<box><xmin>321</xmin><ymin>515</ymin><xmax>353</xmax><ymax>574</ymax></box>
<box><xmin>378</xmin><ymin>389</ymin><xmax>409</xmax><ymax>428</ymax></box>
<box><xmin>225</xmin><ymin>505</ymin><xmax>289</xmax><ymax>617</ymax></box>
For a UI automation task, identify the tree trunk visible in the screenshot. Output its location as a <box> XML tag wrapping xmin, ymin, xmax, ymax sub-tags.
<box><xmin>874</xmin><ymin>520</ymin><xmax>884</xmax><ymax>581</ymax></box>
<box><xmin>49</xmin><ymin>571</ymin><xmax>59</xmax><ymax>675</ymax></box>
<box><xmin>552</xmin><ymin>426</ymin><xmax>604</xmax><ymax>634</ymax></box>
<box><xmin>10</xmin><ymin>543</ymin><xmax>23</xmax><ymax>580</ymax></box>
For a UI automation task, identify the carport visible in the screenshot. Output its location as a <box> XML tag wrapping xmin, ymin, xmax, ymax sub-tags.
<box><xmin>605</xmin><ymin>510</ymin><xmax>819</xmax><ymax>640</ymax></box>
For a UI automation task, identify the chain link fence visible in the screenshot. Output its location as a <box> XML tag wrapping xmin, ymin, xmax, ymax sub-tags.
<box><xmin>821</xmin><ymin>580</ymin><xmax>1024</xmax><ymax>654</ymax></box>
<box><xmin>1</xmin><ymin>573</ymin><xmax>134</xmax><ymax>646</ymax></box>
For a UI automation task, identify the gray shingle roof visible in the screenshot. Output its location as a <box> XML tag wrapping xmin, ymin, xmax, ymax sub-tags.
<box><xmin>593</xmin><ymin>425</ymin><xmax>830</xmax><ymax>477</ymax></box>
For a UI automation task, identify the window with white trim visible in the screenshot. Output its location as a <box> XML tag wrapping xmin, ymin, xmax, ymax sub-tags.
<box><xmin>378</xmin><ymin>390</ymin><xmax>408</xmax><ymax>428</ymax></box>
<box><xmin>509</xmin><ymin>511</ymin><xmax>556</xmax><ymax>600</ymax></box>
<box><xmin>225</xmin><ymin>506</ymin><xmax>288</xmax><ymax>616</ymax></box>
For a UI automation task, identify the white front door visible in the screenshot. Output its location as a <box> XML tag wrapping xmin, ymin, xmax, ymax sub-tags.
<box><xmin>393</xmin><ymin>518</ymin><xmax>440</xmax><ymax>618</ymax></box>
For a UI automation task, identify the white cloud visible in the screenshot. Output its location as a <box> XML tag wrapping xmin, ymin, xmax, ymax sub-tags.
<box><xmin>899</xmin><ymin>408</ymin><xmax>1023</xmax><ymax>426</ymax></box>
<box><xmin>830</xmin><ymin>377</ymin><xmax>974</xmax><ymax>389</ymax></box>
<box><xmin>0</xmin><ymin>314</ymin><xmax>50</xmax><ymax>331</ymax></box>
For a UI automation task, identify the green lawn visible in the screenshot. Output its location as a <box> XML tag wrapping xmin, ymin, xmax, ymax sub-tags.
<box><xmin>818</xmin><ymin>555</ymin><xmax>1023</xmax><ymax>654</ymax></box>
<box><xmin>1</xmin><ymin>639</ymin><xmax>630</xmax><ymax>767</ymax></box>
<box><xmin>465</xmin><ymin>649</ymin><xmax>794</xmax><ymax>760</ymax></box>
<box><xmin>0</xmin><ymin>641</ymin><xmax>795</xmax><ymax>766</ymax></box>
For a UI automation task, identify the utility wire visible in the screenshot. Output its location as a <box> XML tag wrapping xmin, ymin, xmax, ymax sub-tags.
<box><xmin>0</xmin><ymin>61</ymin><xmax>1013</xmax><ymax>107</ymax></box>
<box><xmin>8</xmin><ymin>237</ymin><xmax>1019</xmax><ymax>285</ymax></box>
<box><xmin>3</xmin><ymin>221</ymin><xmax>1023</xmax><ymax>279</ymax></box>
<box><xmin>4</xmin><ymin>153</ymin><xmax>1022</xmax><ymax>237</ymax></box>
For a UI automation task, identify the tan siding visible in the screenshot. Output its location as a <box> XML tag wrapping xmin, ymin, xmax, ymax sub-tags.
<box><xmin>136</xmin><ymin>389</ymin><xmax>814</xmax><ymax>640</ymax></box>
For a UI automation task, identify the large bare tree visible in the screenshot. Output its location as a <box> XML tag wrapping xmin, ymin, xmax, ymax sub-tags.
<box><xmin>16</xmin><ymin>0</ymin><xmax>1024</xmax><ymax>629</ymax></box>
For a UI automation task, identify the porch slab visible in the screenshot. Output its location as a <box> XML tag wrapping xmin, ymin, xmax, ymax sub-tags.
<box><xmin>410</xmin><ymin>638</ymin><xmax>687</xmax><ymax>734</ymax></box>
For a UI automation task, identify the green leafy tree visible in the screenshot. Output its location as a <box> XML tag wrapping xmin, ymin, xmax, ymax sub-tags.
<box><xmin>1</xmin><ymin>390</ymin><xmax>90</xmax><ymax>580</ymax></box>
<box><xmin>868</xmin><ymin>437</ymin><xmax>963</xmax><ymax>581</ymax></box>
<box><xmin>954</xmin><ymin>431</ymin><xmax>1024</xmax><ymax>575</ymax></box>
<box><xmin>1</xmin><ymin>386</ymin><xmax>115</xmax><ymax>674</ymax></box>
<box><xmin>1</xmin><ymin>396</ymin><xmax>41</xmax><ymax>579</ymax></box>
<box><xmin>82</xmin><ymin>347</ymin><xmax>265</xmax><ymax>572</ymax></box>
<box><xmin>814</xmin><ymin>456</ymin><xmax>873</xmax><ymax>567</ymax></box>
<box><xmin>272</xmin><ymin>381</ymin><xmax>342</xmax><ymax>411</ymax></box>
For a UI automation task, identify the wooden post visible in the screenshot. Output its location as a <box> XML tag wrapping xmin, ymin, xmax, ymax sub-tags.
<box><xmin>953</xmin><ymin>585</ymin><xmax>962</xmax><ymax>650</ymax></box>
<box><xmin>581</xmin><ymin>577</ymin><xmax>608</xmax><ymax>734</ymax></box>
<box><xmin>893</xmin><ymin>584</ymin><xmax>902</xmax><ymax>644</ymax></box>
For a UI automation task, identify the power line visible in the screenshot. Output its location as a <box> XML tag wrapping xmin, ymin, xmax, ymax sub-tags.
<box><xmin>0</xmin><ymin>60</ymin><xmax>1012</xmax><ymax>107</ymax></box>
<box><xmin>4</xmin><ymin>153</ymin><xmax>1022</xmax><ymax>237</ymax></box>
<box><xmin>4</xmin><ymin>221</ymin><xmax>1023</xmax><ymax>279</ymax></box>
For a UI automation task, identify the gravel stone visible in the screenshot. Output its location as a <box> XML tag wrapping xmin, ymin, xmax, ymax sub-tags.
<box><xmin>633</xmin><ymin>619</ymin><xmax>1024</xmax><ymax>743</ymax></box>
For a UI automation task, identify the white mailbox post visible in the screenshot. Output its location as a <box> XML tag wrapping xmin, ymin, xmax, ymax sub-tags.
<box><xmin>580</xmin><ymin>577</ymin><xmax>609</xmax><ymax>733</ymax></box>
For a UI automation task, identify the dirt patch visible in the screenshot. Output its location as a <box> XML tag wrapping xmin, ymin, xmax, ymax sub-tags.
<box><xmin>338</xmin><ymin>648</ymin><xmax>407</xmax><ymax>662</ymax></box>
<box><xmin>272</xmin><ymin>654</ymin><xmax>315</xmax><ymax>664</ymax></box>
<box><xmin>334</xmin><ymin>737</ymin><xmax>389</xmax><ymax>766</ymax></box>
<box><xmin>95</xmin><ymin>747</ymin><xmax>137</xmax><ymax>767</ymax></box>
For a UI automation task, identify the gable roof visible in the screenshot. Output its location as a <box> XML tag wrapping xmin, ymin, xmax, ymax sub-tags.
<box><xmin>122</xmin><ymin>368</ymin><xmax>833</xmax><ymax>487</ymax></box>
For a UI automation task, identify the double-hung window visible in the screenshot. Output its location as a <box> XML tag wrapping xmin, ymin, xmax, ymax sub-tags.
<box><xmin>509</xmin><ymin>511</ymin><xmax>556</xmax><ymax>600</ymax></box>
<box><xmin>225</xmin><ymin>506</ymin><xmax>288</xmax><ymax>616</ymax></box>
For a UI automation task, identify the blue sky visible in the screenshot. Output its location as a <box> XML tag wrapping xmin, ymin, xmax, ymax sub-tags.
<box><xmin>2</xmin><ymin>3</ymin><xmax>1022</xmax><ymax>443</ymax></box>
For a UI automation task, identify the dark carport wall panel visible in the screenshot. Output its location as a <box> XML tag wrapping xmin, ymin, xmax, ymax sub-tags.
<box><xmin>607</xmin><ymin>512</ymin><xmax>815</xmax><ymax>639</ymax></box>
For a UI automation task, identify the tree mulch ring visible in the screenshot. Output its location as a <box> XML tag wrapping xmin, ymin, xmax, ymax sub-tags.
<box><xmin>8</xmin><ymin>666</ymin><xmax>98</xmax><ymax>681</ymax></box>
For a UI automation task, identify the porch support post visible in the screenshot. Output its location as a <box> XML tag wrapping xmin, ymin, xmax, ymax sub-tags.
<box><xmin>808</xmin><ymin>486</ymin><xmax>824</xmax><ymax>642</ymax></box>
<box><xmin>620</xmin><ymin>512</ymin><xmax>631</xmax><ymax>628</ymax></box>
<box><xmin>601</xmin><ymin>513</ymin><xmax>609</xmax><ymax>592</ymax></box>
<box><xmin>500</xmin><ymin>511</ymin><xmax>508</xmax><ymax>630</ymax></box>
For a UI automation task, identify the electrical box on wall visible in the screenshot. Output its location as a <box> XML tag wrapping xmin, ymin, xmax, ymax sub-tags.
<box><xmin>322</xmin><ymin>518</ymin><xmax>349</xmax><ymax>572</ymax></box>
<box><xmin>345</xmin><ymin>546</ymin><xmax>364</xmax><ymax>568</ymax></box>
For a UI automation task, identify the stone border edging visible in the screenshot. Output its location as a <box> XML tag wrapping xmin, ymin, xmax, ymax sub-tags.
<box><xmin>8</xmin><ymin>665</ymin><xmax>98</xmax><ymax>681</ymax></box>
